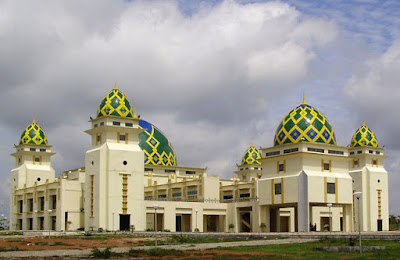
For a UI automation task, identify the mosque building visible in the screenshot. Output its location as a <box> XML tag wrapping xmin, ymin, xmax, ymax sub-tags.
<box><xmin>9</xmin><ymin>86</ymin><xmax>389</xmax><ymax>233</ymax></box>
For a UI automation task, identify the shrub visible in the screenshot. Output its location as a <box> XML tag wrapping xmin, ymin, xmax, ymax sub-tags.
<box><xmin>349</xmin><ymin>236</ymin><xmax>357</xmax><ymax>246</ymax></box>
<box><xmin>171</xmin><ymin>234</ymin><xmax>191</xmax><ymax>244</ymax></box>
<box><xmin>84</xmin><ymin>232</ymin><xmax>92</xmax><ymax>236</ymax></box>
<box><xmin>91</xmin><ymin>248</ymin><xmax>112</xmax><ymax>258</ymax></box>
<box><xmin>228</xmin><ymin>224</ymin><xmax>235</xmax><ymax>230</ymax></box>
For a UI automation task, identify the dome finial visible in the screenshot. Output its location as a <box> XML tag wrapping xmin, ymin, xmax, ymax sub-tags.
<box><xmin>32</xmin><ymin>117</ymin><xmax>36</xmax><ymax>124</ymax></box>
<box><xmin>302</xmin><ymin>92</ymin><xmax>306</xmax><ymax>104</ymax></box>
<box><xmin>362</xmin><ymin>122</ymin><xmax>366</xmax><ymax>127</ymax></box>
<box><xmin>114</xmin><ymin>82</ymin><xmax>118</xmax><ymax>90</ymax></box>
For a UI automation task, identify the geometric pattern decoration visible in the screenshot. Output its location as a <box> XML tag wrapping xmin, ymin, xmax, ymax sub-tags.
<box><xmin>97</xmin><ymin>85</ymin><xmax>134</xmax><ymax>118</ymax></box>
<box><xmin>241</xmin><ymin>144</ymin><xmax>261</xmax><ymax>165</ymax></box>
<box><xmin>350</xmin><ymin>122</ymin><xmax>379</xmax><ymax>147</ymax></box>
<box><xmin>274</xmin><ymin>101</ymin><xmax>337</xmax><ymax>146</ymax></box>
<box><xmin>19</xmin><ymin>119</ymin><xmax>48</xmax><ymax>145</ymax></box>
<box><xmin>139</xmin><ymin>120</ymin><xmax>177</xmax><ymax>166</ymax></box>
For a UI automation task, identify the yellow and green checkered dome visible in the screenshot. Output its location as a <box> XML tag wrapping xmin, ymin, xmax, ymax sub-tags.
<box><xmin>97</xmin><ymin>85</ymin><xmax>134</xmax><ymax>118</ymax></box>
<box><xmin>139</xmin><ymin>120</ymin><xmax>177</xmax><ymax>166</ymax></box>
<box><xmin>274</xmin><ymin>100</ymin><xmax>336</xmax><ymax>146</ymax></box>
<box><xmin>241</xmin><ymin>145</ymin><xmax>261</xmax><ymax>165</ymax></box>
<box><xmin>19</xmin><ymin>119</ymin><xmax>48</xmax><ymax>145</ymax></box>
<box><xmin>350</xmin><ymin>122</ymin><xmax>379</xmax><ymax>147</ymax></box>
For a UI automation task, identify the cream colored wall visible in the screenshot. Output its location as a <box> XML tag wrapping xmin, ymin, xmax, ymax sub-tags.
<box><xmin>310</xmin><ymin>206</ymin><xmax>342</xmax><ymax>231</ymax></box>
<box><xmin>144</xmin><ymin>200</ymin><xmax>227</xmax><ymax>232</ymax></box>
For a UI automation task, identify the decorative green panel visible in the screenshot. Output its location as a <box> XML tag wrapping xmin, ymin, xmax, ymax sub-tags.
<box><xmin>274</xmin><ymin>101</ymin><xmax>336</xmax><ymax>146</ymax></box>
<box><xmin>19</xmin><ymin>119</ymin><xmax>48</xmax><ymax>145</ymax></box>
<box><xmin>350</xmin><ymin>122</ymin><xmax>379</xmax><ymax>147</ymax></box>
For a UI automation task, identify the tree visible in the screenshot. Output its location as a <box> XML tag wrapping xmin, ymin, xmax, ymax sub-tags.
<box><xmin>0</xmin><ymin>217</ymin><xmax>9</xmax><ymax>230</ymax></box>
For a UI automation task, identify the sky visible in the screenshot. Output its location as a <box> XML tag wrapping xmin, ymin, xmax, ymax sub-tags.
<box><xmin>0</xmin><ymin>0</ymin><xmax>399</xmax><ymax>216</ymax></box>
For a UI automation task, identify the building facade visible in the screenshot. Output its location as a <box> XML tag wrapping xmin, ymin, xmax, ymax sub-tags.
<box><xmin>9</xmin><ymin>86</ymin><xmax>389</xmax><ymax>233</ymax></box>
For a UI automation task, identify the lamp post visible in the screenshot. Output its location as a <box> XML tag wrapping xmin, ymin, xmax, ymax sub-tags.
<box><xmin>195</xmin><ymin>209</ymin><xmax>198</xmax><ymax>232</ymax></box>
<box><xmin>47</xmin><ymin>210</ymin><xmax>52</xmax><ymax>242</ymax></box>
<box><xmin>112</xmin><ymin>212</ymin><xmax>115</xmax><ymax>233</ymax></box>
<box><xmin>153</xmin><ymin>204</ymin><xmax>159</xmax><ymax>248</ymax></box>
<box><xmin>327</xmin><ymin>203</ymin><xmax>332</xmax><ymax>235</ymax></box>
<box><xmin>354</xmin><ymin>192</ymin><xmax>362</xmax><ymax>255</ymax></box>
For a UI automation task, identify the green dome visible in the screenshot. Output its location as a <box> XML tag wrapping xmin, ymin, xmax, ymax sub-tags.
<box><xmin>97</xmin><ymin>85</ymin><xmax>134</xmax><ymax>118</ymax></box>
<box><xmin>19</xmin><ymin>119</ymin><xmax>48</xmax><ymax>145</ymax></box>
<box><xmin>139</xmin><ymin>120</ymin><xmax>177</xmax><ymax>166</ymax></box>
<box><xmin>241</xmin><ymin>145</ymin><xmax>261</xmax><ymax>165</ymax></box>
<box><xmin>274</xmin><ymin>101</ymin><xmax>336</xmax><ymax>146</ymax></box>
<box><xmin>350</xmin><ymin>122</ymin><xmax>379</xmax><ymax>147</ymax></box>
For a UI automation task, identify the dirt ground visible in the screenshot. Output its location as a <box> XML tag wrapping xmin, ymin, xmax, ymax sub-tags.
<box><xmin>0</xmin><ymin>236</ymin><xmax>154</xmax><ymax>251</ymax></box>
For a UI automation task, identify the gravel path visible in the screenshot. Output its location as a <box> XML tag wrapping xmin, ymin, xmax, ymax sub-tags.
<box><xmin>0</xmin><ymin>238</ymin><xmax>316</xmax><ymax>258</ymax></box>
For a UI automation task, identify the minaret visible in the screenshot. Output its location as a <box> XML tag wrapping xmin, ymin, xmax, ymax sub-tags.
<box><xmin>84</xmin><ymin>85</ymin><xmax>145</xmax><ymax>231</ymax></box>
<box><xmin>349</xmin><ymin>122</ymin><xmax>388</xmax><ymax>231</ymax></box>
<box><xmin>10</xmin><ymin>119</ymin><xmax>55</xmax><ymax>229</ymax></box>
<box><xmin>235</xmin><ymin>144</ymin><xmax>263</xmax><ymax>182</ymax></box>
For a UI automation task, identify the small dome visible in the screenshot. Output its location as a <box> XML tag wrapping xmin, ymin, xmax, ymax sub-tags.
<box><xmin>350</xmin><ymin>122</ymin><xmax>379</xmax><ymax>147</ymax></box>
<box><xmin>139</xmin><ymin>120</ymin><xmax>177</xmax><ymax>166</ymax></box>
<box><xmin>274</xmin><ymin>100</ymin><xmax>336</xmax><ymax>146</ymax></box>
<box><xmin>19</xmin><ymin>119</ymin><xmax>48</xmax><ymax>145</ymax></box>
<box><xmin>97</xmin><ymin>85</ymin><xmax>134</xmax><ymax>118</ymax></box>
<box><xmin>241</xmin><ymin>145</ymin><xmax>261</xmax><ymax>165</ymax></box>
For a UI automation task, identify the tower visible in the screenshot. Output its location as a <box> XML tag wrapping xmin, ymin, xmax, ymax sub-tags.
<box><xmin>84</xmin><ymin>85</ymin><xmax>145</xmax><ymax>231</ymax></box>
<box><xmin>349</xmin><ymin>123</ymin><xmax>388</xmax><ymax>231</ymax></box>
<box><xmin>10</xmin><ymin>119</ymin><xmax>55</xmax><ymax>229</ymax></box>
<box><xmin>236</xmin><ymin>145</ymin><xmax>263</xmax><ymax>182</ymax></box>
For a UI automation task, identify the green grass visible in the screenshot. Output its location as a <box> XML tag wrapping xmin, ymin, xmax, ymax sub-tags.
<box><xmin>142</xmin><ymin>234</ymin><xmax>265</xmax><ymax>246</ymax></box>
<box><xmin>0</xmin><ymin>232</ymin><xmax>23</xmax><ymax>236</ymax></box>
<box><xmin>221</xmin><ymin>239</ymin><xmax>400</xmax><ymax>259</ymax></box>
<box><xmin>128</xmin><ymin>248</ymin><xmax>182</xmax><ymax>257</ymax></box>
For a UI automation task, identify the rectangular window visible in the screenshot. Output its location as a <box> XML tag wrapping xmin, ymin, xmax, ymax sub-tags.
<box><xmin>353</xmin><ymin>159</ymin><xmax>359</xmax><ymax>168</ymax></box>
<box><xmin>328</xmin><ymin>150</ymin><xmax>344</xmax><ymax>155</ymax></box>
<box><xmin>372</xmin><ymin>159</ymin><xmax>378</xmax><ymax>166</ymax></box>
<box><xmin>40</xmin><ymin>148</ymin><xmax>46</xmax><ymax>152</ymax></box>
<box><xmin>96</xmin><ymin>134</ymin><xmax>102</xmax><ymax>145</ymax></box>
<box><xmin>18</xmin><ymin>157</ymin><xmax>21</xmax><ymax>165</ymax></box>
<box><xmin>165</xmin><ymin>169</ymin><xmax>176</xmax><ymax>173</ymax></box>
<box><xmin>158</xmin><ymin>194</ymin><xmax>167</xmax><ymax>199</ymax></box>
<box><xmin>186</xmin><ymin>171</ymin><xmax>196</xmax><ymax>174</ymax></box>
<box><xmin>327</xmin><ymin>182</ymin><xmax>335</xmax><ymax>194</ymax></box>
<box><xmin>350</xmin><ymin>151</ymin><xmax>355</xmax><ymax>155</ymax></box>
<box><xmin>275</xmin><ymin>183</ymin><xmax>282</xmax><ymax>195</ymax></box>
<box><xmin>125</xmin><ymin>122</ymin><xmax>133</xmax><ymax>127</ymax></box>
<box><xmin>357</xmin><ymin>150</ymin><xmax>362</xmax><ymax>154</ymax></box>
<box><xmin>223</xmin><ymin>194</ymin><xmax>233</xmax><ymax>200</ymax></box>
<box><xmin>119</xmin><ymin>134</ymin><xmax>126</xmax><ymax>141</ymax></box>
<box><xmin>321</xmin><ymin>159</ymin><xmax>331</xmax><ymax>171</ymax></box>
<box><xmin>51</xmin><ymin>195</ymin><xmax>57</xmax><ymax>209</ymax></box>
<box><xmin>279</xmin><ymin>164</ymin><xmax>284</xmax><ymax>172</ymax></box>
<box><xmin>18</xmin><ymin>200</ymin><xmax>23</xmax><ymax>213</ymax></box>
<box><xmin>144</xmin><ymin>168</ymin><xmax>153</xmax><ymax>172</ymax></box>
<box><xmin>100</xmin><ymin>122</ymin><xmax>104</xmax><ymax>126</ymax></box>
<box><xmin>172</xmin><ymin>192</ymin><xmax>182</xmax><ymax>198</ymax></box>
<box><xmin>324</xmin><ymin>163</ymin><xmax>330</xmax><ymax>171</ymax></box>
<box><xmin>94</xmin><ymin>124</ymin><xmax>98</xmax><ymax>128</ymax></box>
<box><xmin>28</xmin><ymin>198</ymin><xmax>33</xmax><ymax>212</ymax></box>
<box><xmin>308</xmin><ymin>147</ymin><xmax>324</xmax><ymax>153</ymax></box>
<box><xmin>376</xmin><ymin>151</ymin><xmax>380</xmax><ymax>155</ymax></box>
<box><xmin>30</xmin><ymin>148</ymin><xmax>36</xmax><ymax>152</ymax></box>
<box><xmin>284</xmin><ymin>148</ymin><xmax>299</xmax><ymax>154</ymax></box>
<box><xmin>266</xmin><ymin>151</ymin><xmax>280</xmax><ymax>156</ymax></box>
<box><xmin>369</xmin><ymin>150</ymin><xmax>373</xmax><ymax>154</ymax></box>
<box><xmin>40</xmin><ymin>196</ymin><xmax>45</xmax><ymax>211</ymax></box>
<box><xmin>35</xmin><ymin>157</ymin><xmax>40</xmax><ymax>163</ymax></box>
<box><xmin>187</xmin><ymin>190</ymin><xmax>197</xmax><ymax>196</ymax></box>
<box><xmin>113</xmin><ymin>121</ymin><xmax>121</xmax><ymax>126</ymax></box>
<box><xmin>240</xmin><ymin>193</ymin><xmax>250</xmax><ymax>198</ymax></box>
